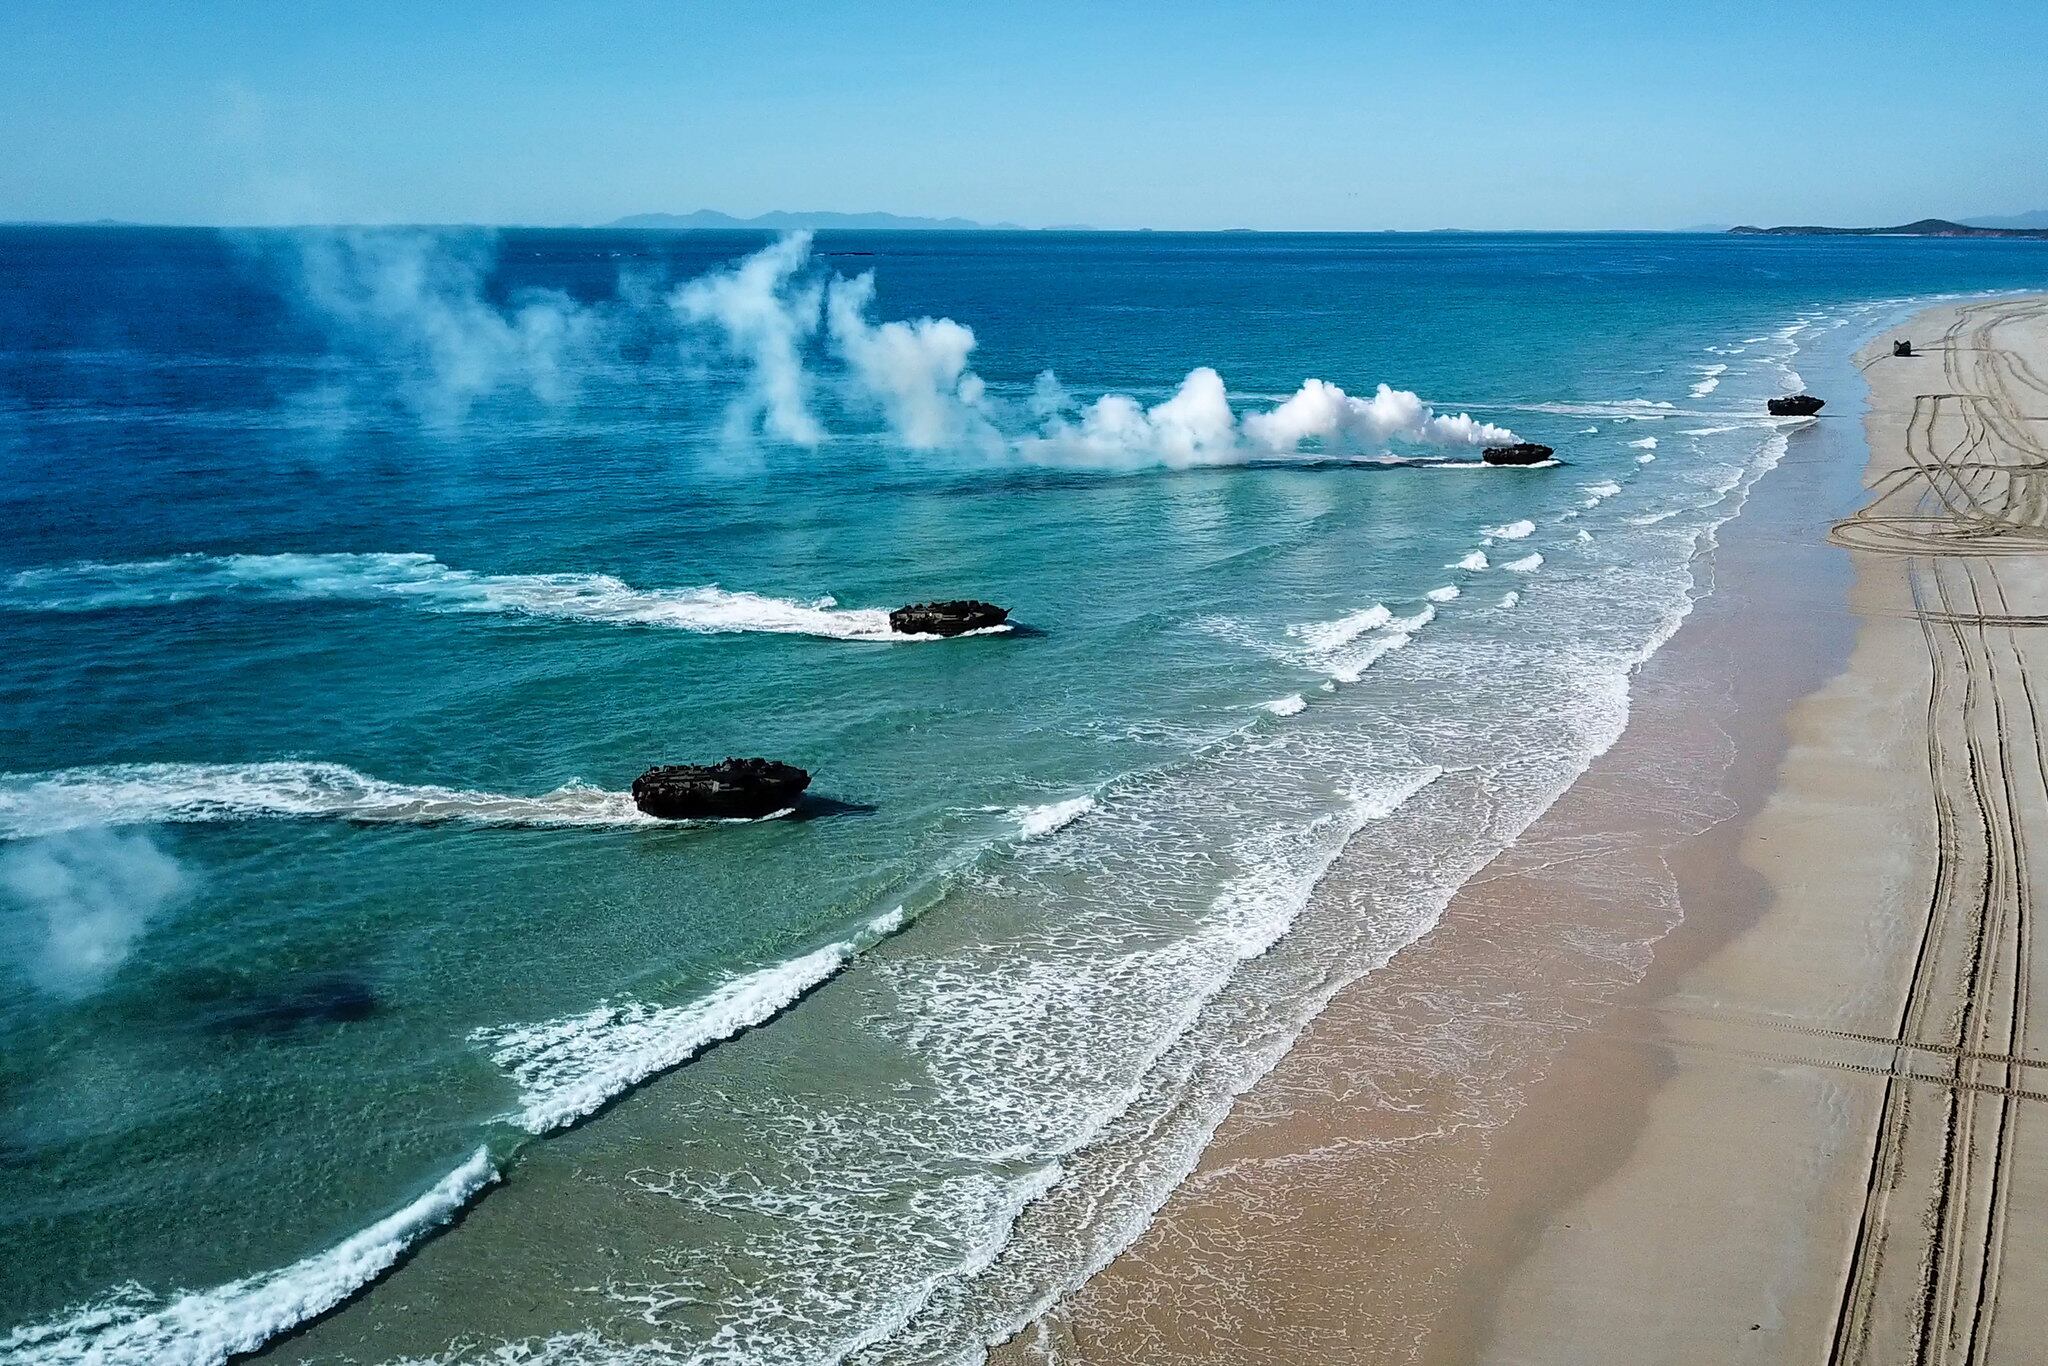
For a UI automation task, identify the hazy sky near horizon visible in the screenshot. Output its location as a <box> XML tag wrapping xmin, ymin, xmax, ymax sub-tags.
<box><xmin>5</xmin><ymin>0</ymin><xmax>2046</xmax><ymax>231</ymax></box>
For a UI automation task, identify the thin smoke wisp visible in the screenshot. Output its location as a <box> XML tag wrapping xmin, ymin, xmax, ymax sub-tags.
<box><xmin>275</xmin><ymin>229</ymin><xmax>604</xmax><ymax>421</ymax></box>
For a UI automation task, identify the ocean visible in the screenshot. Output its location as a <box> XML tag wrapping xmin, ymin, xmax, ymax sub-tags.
<box><xmin>3</xmin><ymin>227</ymin><xmax>2046</xmax><ymax>1364</ymax></box>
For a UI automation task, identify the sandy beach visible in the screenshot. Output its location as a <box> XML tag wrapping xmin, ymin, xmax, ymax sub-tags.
<box><xmin>1005</xmin><ymin>297</ymin><xmax>2048</xmax><ymax>1365</ymax></box>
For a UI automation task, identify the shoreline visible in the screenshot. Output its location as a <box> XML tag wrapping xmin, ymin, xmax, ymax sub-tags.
<box><xmin>1009</xmin><ymin>296</ymin><xmax>2048</xmax><ymax>1362</ymax></box>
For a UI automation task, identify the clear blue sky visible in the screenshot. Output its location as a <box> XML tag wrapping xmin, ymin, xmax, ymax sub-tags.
<box><xmin>4</xmin><ymin>0</ymin><xmax>2045</xmax><ymax>230</ymax></box>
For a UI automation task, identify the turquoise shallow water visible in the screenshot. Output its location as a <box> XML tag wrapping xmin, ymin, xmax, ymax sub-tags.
<box><xmin>3</xmin><ymin>228</ymin><xmax>2047</xmax><ymax>1363</ymax></box>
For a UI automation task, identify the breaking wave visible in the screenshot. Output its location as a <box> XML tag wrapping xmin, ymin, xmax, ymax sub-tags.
<box><xmin>0</xmin><ymin>1148</ymin><xmax>497</xmax><ymax>1366</ymax></box>
<box><xmin>1483</xmin><ymin>519</ymin><xmax>1535</xmax><ymax>541</ymax></box>
<box><xmin>473</xmin><ymin>909</ymin><xmax>906</xmax><ymax>1135</ymax></box>
<box><xmin>1287</xmin><ymin>604</ymin><xmax>1392</xmax><ymax>654</ymax></box>
<box><xmin>1012</xmin><ymin>796</ymin><xmax>1097</xmax><ymax>840</ymax></box>
<box><xmin>1289</xmin><ymin>604</ymin><xmax>1436</xmax><ymax>684</ymax></box>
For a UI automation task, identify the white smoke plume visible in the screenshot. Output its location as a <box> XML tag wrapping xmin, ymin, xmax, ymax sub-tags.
<box><xmin>279</xmin><ymin>229</ymin><xmax>602</xmax><ymax>421</ymax></box>
<box><xmin>823</xmin><ymin>271</ymin><xmax>999</xmax><ymax>452</ymax></box>
<box><xmin>669</xmin><ymin>229</ymin><xmax>825</xmax><ymax>445</ymax></box>
<box><xmin>269</xmin><ymin>229</ymin><xmax>1518</xmax><ymax>463</ymax></box>
<box><xmin>1</xmin><ymin>828</ymin><xmax>191</xmax><ymax>998</ymax></box>
<box><xmin>1242</xmin><ymin>378</ymin><xmax>1517</xmax><ymax>452</ymax></box>
<box><xmin>1027</xmin><ymin>366</ymin><xmax>1241</xmax><ymax>464</ymax></box>
<box><xmin>678</xmin><ymin>235</ymin><xmax>1517</xmax><ymax>465</ymax></box>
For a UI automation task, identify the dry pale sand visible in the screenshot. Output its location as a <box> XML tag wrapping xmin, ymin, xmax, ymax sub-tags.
<box><xmin>1000</xmin><ymin>296</ymin><xmax>2048</xmax><ymax>1365</ymax></box>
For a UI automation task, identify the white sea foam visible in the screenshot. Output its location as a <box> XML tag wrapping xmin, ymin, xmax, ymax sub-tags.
<box><xmin>1287</xmin><ymin>604</ymin><xmax>1391</xmax><ymax>653</ymax></box>
<box><xmin>1450</xmin><ymin>550</ymin><xmax>1489</xmax><ymax>571</ymax></box>
<box><xmin>1261</xmin><ymin>694</ymin><xmax>1308</xmax><ymax>717</ymax></box>
<box><xmin>0</xmin><ymin>763</ymin><xmax>657</xmax><ymax>840</ymax></box>
<box><xmin>1627</xmin><ymin>437</ymin><xmax>1658</xmax><ymax>450</ymax></box>
<box><xmin>1490</xmin><ymin>399</ymin><xmax>1677</xmax><ymax>418</ymax></box>
<box><xmin>1637</xmin><ymin>453</ymin><xmax>1656</xmax><ymax>464</ymax></box>
<box><xmin>1013</xmin><ymin>796</ymin><xmax>1097</xmax><ymax>840</ymax></box>
<box><xmin>1424</xmin><ymin>585</ymin><xmax>1461</xmax><ymax>603</ymax></box>
<box><xmin>1689</xmin><ymin>364</ymin><xmax>1727</xmax><ymax>398</ymax></box>
<box><xmin>1499</xmin><ymin>589</ymin><xmax>1522</xmax><ymax>607</ymax></box>
<box><xmin>1483</xmin><ymin>519</ymin><xmax>1535</xmax><ymax>541</ymax></box>
<box><xmin>1323</xmin><ymin>605</ymin><xmax>1434</xmax><ymax>683</ymax></box>
<box><xmin>473</xmin><ymin>909</ymin><xmax>904</xmax><ymax>1135</ymax></box>
<box><xmin>1261</xmin><ymin>601</ymin><xmax>1437</xmax><ymax>685</ymax></box>
<box><xmin>0</xmin><ymin>553</ymin><xmax>947</xmax><ymax>642</ymax></box>
<box><xmin>1503</xmin><ymin>553</ymin><xmax>1544</xmax><ymax>573</ymax></box>
<box><xmin>0</xmin><ymin>1148</ymin><xmax>497</xmax><ymax>1366</ymax></box>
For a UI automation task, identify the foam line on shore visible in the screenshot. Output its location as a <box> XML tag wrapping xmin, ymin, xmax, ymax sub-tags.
<box><xmin>0</xmin><ymin>1148</ymin><xmax>498</xmax><ymax>1366</ymax></box>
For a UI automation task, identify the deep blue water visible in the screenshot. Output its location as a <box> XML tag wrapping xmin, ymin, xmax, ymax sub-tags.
<box><xmin>2</xmin><ymin>228</ymin><xmax>2045</xmax><ymax>1364</ymax></box>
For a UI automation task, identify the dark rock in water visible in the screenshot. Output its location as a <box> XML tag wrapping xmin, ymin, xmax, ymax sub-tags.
<box><xmin>1894</xmin><ymin>339</ymin><xmax>1914</xmax><ymax>357</ymax></box>
<box><xmin>1482</xmin><ymin>442</ymin><xmax>1555</xmax><ymax>467</ymax></box>
<box><xmin>632</xmin><ymin>758</ymin><xmax>811</xmax><ymax>820</ymax></box>
<box><xmin>1768</xmin><ymin>394</ymin><xmax>1826</xmax><ymax>417</ymax></box>
<box><xmin>888</xmin><ymin>600</ymin><xmax>1010</xmax><ymax>637</ymax></box>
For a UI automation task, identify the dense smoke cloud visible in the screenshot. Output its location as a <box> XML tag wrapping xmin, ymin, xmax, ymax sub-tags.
<box><xmin>1243</xmin><ymin>378</ymin><xmax>1517</xmax><ymax>452</ymax></box>
<box><xmin>271</xmin><ymin>229</ymin><xmax>1516</xmax><ymax>463</ymax></box>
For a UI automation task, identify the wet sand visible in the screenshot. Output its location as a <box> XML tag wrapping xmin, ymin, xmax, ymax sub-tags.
<box><xmin>1005</xmin><ymin>297</ymin><xmax>2048</xmax><ymax>1364</ymax></box>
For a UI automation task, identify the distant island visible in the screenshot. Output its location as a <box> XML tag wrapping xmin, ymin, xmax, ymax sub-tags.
<box><xmin>603</xmin><ymin>209</ymin><xmax>1041</xmax><ymax>232</ymax></box>
<box><xmin>1729</xmin><ymin>217</ymin><xmax>2048</xmax><ymax>241</ymax></box>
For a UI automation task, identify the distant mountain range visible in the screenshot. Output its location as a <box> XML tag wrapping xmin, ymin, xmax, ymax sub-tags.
<box><xmin>1964</xmin><ymin>210</ymin><xmax>2048</xmax><ymax>231</ymax></box>
<box><xmin>603</xmin><ymin>209</ymin><xmax>1037</xmax><ymax>232</ymax></box>
<box><xmin>1729</xmin><ymin>217</ymin><xmax>2048</xmax><ymax>241</ymax></box>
